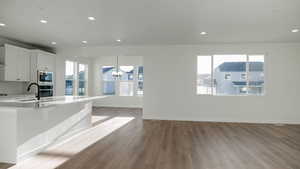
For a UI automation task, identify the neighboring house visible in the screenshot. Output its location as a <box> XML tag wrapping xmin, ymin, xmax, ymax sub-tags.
<box><xmin>214</xmin><ymin>62</ymin><xmax>264</xmax><ymax>95</ymax></box>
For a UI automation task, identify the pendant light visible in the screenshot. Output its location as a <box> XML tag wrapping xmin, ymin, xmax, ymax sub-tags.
<box><xmin>112</xmin><ymin>56</ymin><xmax>123</xmax><ymax>78</ymax></box>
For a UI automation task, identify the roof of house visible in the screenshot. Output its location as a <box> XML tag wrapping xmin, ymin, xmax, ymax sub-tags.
<box><xmin>102</xmin><ymin>66</ymin><xmax>115</xmax><ymax>73</ymax></box>
<box><xmin>217</xmin><ymin>62</ymin><xmax>263</xmax><ymax>72</ymax></box>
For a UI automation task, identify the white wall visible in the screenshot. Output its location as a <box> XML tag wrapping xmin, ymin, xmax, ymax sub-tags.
<box><xmin>57</xmin><ymin>43</ymin><xmax>300</xmax><ymax>123</ymax></box>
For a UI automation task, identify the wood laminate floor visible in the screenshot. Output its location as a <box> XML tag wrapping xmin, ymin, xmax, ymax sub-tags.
<box><xmin>1</xmin><ymin>107</ymin><xmax>300</xmax><ymax>169</ymax></box>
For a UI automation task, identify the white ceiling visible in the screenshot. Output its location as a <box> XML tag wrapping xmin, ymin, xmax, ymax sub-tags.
<box><xmin>0</xmin><ymin>0</ymin><xmax>299</xmax><ymax>48</ymax></box>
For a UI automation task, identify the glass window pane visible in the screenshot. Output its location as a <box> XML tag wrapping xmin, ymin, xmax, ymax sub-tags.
<box><xmin>213</xmin><ymin>55</ymin><xmax>247</xmax><ymax>95</ymax></box>
<box><xmin>103</xmin><ymin>81</ymin><xmax>116</xmax><ymax>95</ymax></box>
<box><xmin>138</xmin><ymin>66</ymin><xmax>144</xmax><ymax>81</ymax></box>
<box><xmin>137</xmin><ymin>81</ymin><xmax>143</xmax><ymax>95</ymax></box>
<box><xmin>78</xmin><ymin>64</ymin><xmax>88</xmax><ymax>96</ymax></box>
<box><xmin>197</xmin><ymin>56</ymin><xmax>212</xmax><ymax>95</ymax></box>
<box><xmin>120</xmin><ymin>81</ymin><xmax>134</xmax><ymax>96</ymax></box>
<box><xmin>78</xmin><ymin>81</ymin><xmax>85</xmax><ymax>96</ymax></box>
<box><xmin>65</xmin><ymin>61</ymin><xmax>74</xmax><ymax>80</ymax></box>
<box><xmin>102</xmin><ymin>66</ymin><xmax>116</xmax><ymax>95</ymax></box>
<box><xmin>248</xmin><ymin>55</ymin><xmax>264</xmax><ymax>95</ymax></box>
<box><xmin>137</xmin><ymin>66</ymin><xmax>144</xmax><ymax>96</ymax></box>
<box><xmin>78</xmin><ymin>64</ymin><xmax>86</xmax><ymax>81</ymax></box>
<box><xmin>65</xmin><ymin>61</ymin><xmax>75</xmax><ymax>95</ymax></box>
<box><xmin>65</xmin><ymin>80</ymin><xmax>73</xmax><ymax>95</ymax></box>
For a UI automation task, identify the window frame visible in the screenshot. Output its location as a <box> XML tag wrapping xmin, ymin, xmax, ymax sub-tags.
<box><xmin>197</xmin><ymin>54</ymin><xmax>265</xmax><ymax>96</ymax></box>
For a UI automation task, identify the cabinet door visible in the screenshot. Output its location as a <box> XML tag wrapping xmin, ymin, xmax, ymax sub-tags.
<box><xmin>18</xmin><ymin>48</ymin><xmax>30</xmax><ymax>81</ymax></box>
<box><xmin>37</xmin><ymin>53</ymin><xmax>55</xmax><ymax>71</ymax></box>
<box><xmin>5</xmin><ymin>45</ymin><xmax>19</xmax><ymax>81</ymax></box>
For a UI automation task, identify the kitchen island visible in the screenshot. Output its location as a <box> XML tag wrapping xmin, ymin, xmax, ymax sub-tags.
<box><xmin>0</xmin><ymin>96</ymin><xmax>105</xmax><ymax>163</ymax></box>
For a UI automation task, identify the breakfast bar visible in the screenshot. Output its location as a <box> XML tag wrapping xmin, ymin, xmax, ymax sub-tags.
<box><xmin>0</xmin><ymin>96</ymin><xmax>105</xmax><ymax>163</ymax></box>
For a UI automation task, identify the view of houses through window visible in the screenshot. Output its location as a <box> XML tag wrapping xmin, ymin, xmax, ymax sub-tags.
<box><xmin>197</xmin><ymin>55</ymin><xmax>264</xmax><ymax>96</ymax></box>
<box><xmin>102</xmin><ymin>66</ymin><xmax>144</xmax><ymax>96</ymax></box>
<box><xmin>65</xmin><ymin>61</ymin><xmax>88</xmax><ymax>96</ymax></box>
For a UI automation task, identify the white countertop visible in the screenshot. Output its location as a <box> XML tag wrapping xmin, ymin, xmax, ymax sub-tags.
<box><xmin>0</xmin><ymin>96</ymin><xmax>106</xmax><ymax>108</ymax></box>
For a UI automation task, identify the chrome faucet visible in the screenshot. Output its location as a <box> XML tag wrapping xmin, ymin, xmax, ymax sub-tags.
<box><xmin>27</xmin><ymin>83</ymin><xmax>41</xmax><ymax>100</ymax></box>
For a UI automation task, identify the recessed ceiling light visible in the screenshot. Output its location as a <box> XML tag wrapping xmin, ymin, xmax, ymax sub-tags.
<box><xmin>88</xmin><ymin>17</ymin><xmax>96</xmax><ymax>21</ymax></box>
<box><xmin>51</xmin><ymin>42</ymin><xmax>56</xmax><ymax>45</ymax></box>
<box><xmin>40</xmin><ymin>19</ymin><xmax>48</xmax><ymax>24</ymax></box>
<box><xmin>0</xmin><ymin>23</ymin><xmax>6</xmax><ymax>27</ymax></box>
<box><xmin>291</xmin><ymin>29</ymin><xmax>299</xmax><ymax>33</ymax></box>
<box><xmin>200</xmin><ymin>32</ymin><xmax>207</xmax><ymax>35</ymax></box>
<box><xmin>82</xmin><ymin>40</ymin><xmax>87</xmax><ymax>44</ymax></box>
<box><xmin>116</xmin><ymin>39</ymin><xmax>121</xmax><ymax>42</ymax></box>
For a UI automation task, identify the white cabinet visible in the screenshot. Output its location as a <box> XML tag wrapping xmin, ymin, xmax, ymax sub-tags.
<box><xmin>31</xmin><ymin>50</ymin><xmax>55</xmax><ymax>72</ymax></box>
<box><xmin>0</xmin><ymin>44</ymin><xmax>30</xmax><ymax>82</ymax></box>
<box><xmin>30</xmin><ymin>50</ymin><xmax>56</xmax><ymax>82</ymax></box>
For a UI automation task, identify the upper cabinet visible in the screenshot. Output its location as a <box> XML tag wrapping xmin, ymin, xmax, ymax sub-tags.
<box><xmin>0</xmin><ymin>44</ymin><xmax>30</xmax><ymax>82</ymax></box>
<box><xmin>31</xmin><ymin>50</ymin><xmax>56</xmax><ymax>72</ymax></box>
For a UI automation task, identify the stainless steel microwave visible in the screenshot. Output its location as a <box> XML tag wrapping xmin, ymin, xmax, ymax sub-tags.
<box><xmin>38</xmin><ymin>71</ymin><xmax>53</xmax><ymax>84</ymax></box>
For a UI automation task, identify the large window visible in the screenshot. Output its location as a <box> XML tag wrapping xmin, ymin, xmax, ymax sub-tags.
<box><xmin>101</xmin><ymin>66</ymin><xmax>143</xmax><ymax>96</ymax></box>
<box><xmin>197</xmin><ymin>55</ymin><xmax>265</xmax><ymax>96</ymax></box>
<box><xmin>65</xmin><ymin>61</ymin><xmax>88</xmax><ymax>96</ymax></box>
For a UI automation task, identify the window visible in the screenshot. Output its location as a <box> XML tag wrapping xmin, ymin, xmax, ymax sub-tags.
<box><xmin>137</xmin><ymin>66</ymin><xmax>144</xmax><ymax>96</ymax></box>
<box><xmin>78</xmin><ymin>64</ymin><xmax>88</xmax><ymax>96</ymax></box>
<box><xmin>224</xmin><ymin>74</ymin><xmax>231</xmax><ymax>80</ymax></box>
<box><xmin>102</xmin><ymin>66</ymin><xmax>116</xmax><ymax>95</ymax></box>
<box><xmin>197</xmin><ymin>55</ymin><xmax>265</xmax><ymax>96</ymax></box>
<box><xmin>65</xmin><ymin>61</ymin><xmax>75</xmax><ymax>95</ymax></box>
<box><xmin>101</xmin><ymin>65</ymin><xmax>144</xmax><ymax>96</ymax></box>
<box><xmin>65</xmin><ymin>61</ymin><xmax>89</xmax><ymax>96</ymax></box>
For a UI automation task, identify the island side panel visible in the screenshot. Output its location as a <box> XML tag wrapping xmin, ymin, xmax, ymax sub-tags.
<box><xmin>16</xmin><ymin>101</ymin><xmax>92</xmax><ymax>162</ymax></box>
<box><xmin>16</xmin><ymin>106</ymin><xmax>52</xmax><ymax>161</ymax></box>
<box><xmin>46</xmin><ymin>101</ymin><xmax>92</xmax><ymax>145</ymax></box>
<box><xmin>0</xmin><ymin>107</ymin><xmax>18</xmax><ymax>163</ymax></box>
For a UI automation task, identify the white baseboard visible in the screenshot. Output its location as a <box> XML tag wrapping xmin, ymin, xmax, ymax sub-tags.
<box><xmin>143</xmin><ymin>114</ymin><xmax>300</xmax><ymax>125</ymax></box>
